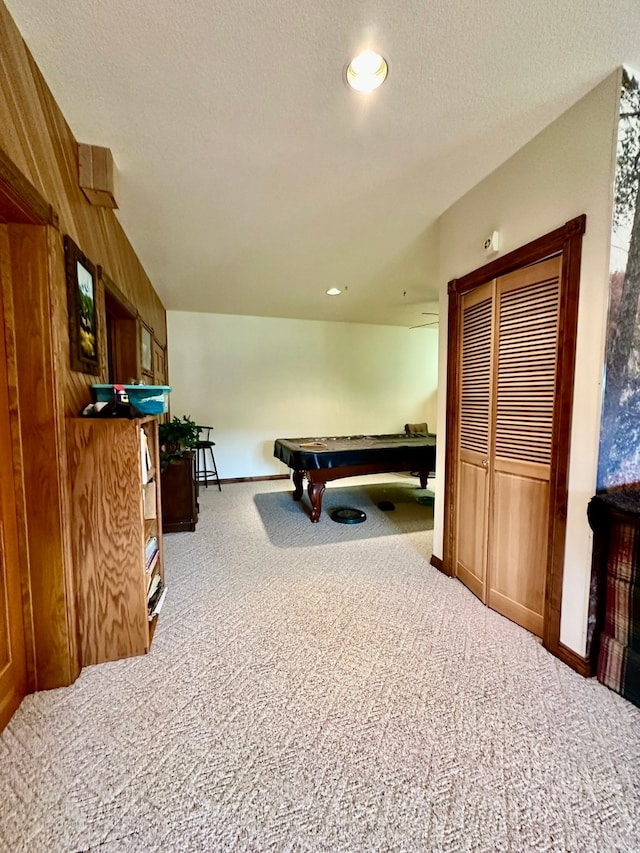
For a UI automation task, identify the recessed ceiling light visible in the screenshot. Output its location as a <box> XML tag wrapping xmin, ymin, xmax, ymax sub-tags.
<box><xmin>346</xmin><ymin>50</ymin><xmax>388</xmax><ymax>93</ymax></box>
<box><xmin>326</xmin><ymin>287</ymin><xmax>341</xmax><ymax>296</ymax></box>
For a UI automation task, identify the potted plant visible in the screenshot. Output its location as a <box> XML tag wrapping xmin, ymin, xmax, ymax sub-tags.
<box><xmin>158</xmin><ymin>415</ymin><xmax>201</xmax><ymax>533</ymax></box>
<box><xmin>158</xmin><ymin>415</ymin><xmax>199</xmax><ymax>471</ymax></box>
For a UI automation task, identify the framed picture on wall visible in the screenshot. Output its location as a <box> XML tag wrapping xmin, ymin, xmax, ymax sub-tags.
<box><xmin>140</xmin><ymin>322</ymin><xmax>153</xmax><ymax>375</ymax></box>
<box><xmin>64</xmin><ymin>235</ymin><xmax>100</xmax><ymax>375</ymax></box>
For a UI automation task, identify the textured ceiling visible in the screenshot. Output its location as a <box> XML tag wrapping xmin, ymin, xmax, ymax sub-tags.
<box><xmin>5</xmin><ymin>0</ymin><xmax>640</xmax><ymax>326</ymax></box>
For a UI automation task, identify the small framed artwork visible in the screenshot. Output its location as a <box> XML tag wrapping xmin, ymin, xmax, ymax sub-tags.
<box><xmin>140</xmin><ymin>322</ymin><xmax>153</xmax><ymax>375</ymax></box>
<box><xmin>64</xmin><ymin>235</ymin><xmax>100</xmax><ymax>375</ymax></box>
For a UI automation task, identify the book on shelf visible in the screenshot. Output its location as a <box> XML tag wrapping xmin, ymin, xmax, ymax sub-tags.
<box><xmin>145</xmin><ymin>554</ymin><xmax>159</xmax><ymax>587</ymax></box>
<box><xmin>145</xmin><ymin>536</ymin><xmax>158</xmax><ymax>564</ymax></box>
<box><xmin>145</xmin><ymin>547</ymin><xmax>159</xmax><ymax>574</ymax></box>
<box><xmin>140</xmin><ymin>428</ymin><xmax>152</xmax><ymax>484</ymax></box>
<box><xmin>147</xmin><ymin>577</ymin><xmax>166</xmax><ymax>617</ymax></box>
<box><xmin>147</xmin><ymin>573</ymin><xmax>162</xmax><ymax>603</ymax></box>
<box><xmin>149</xmin><ymin>586</ymin><xmax>167</xmax><ymax>620</ymax></box>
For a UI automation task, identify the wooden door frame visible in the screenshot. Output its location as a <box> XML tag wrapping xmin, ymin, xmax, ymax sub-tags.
<box><xmin>0</xmin><ymin>146</ymin><xmax>81</xmax><ymax>692</ymax></box>
<box><xmin>0</xmin><ymin>146</ymin><xmax>57</xmax><ymax>227</ymax></box>
<box><xmin>101</xmin><ymin>267</ymin><xmax>139</xmax><ymax>383</ymax></box>
<box><xmin>0</xmin><ymin>229</ymin><xmax>28</xmax><ymax>728</ymax></box>
<box><xmin>442</xmin><ymin>215</ymin><xmax>589</xmax><ymax>674</ymax></box>
<box><xmin>0</xmin><ymin>154</ymin><xmax>54</xmax><ymax>696</ymax></box>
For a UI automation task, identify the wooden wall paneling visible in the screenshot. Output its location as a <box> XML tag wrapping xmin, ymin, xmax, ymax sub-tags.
<box><xmin>0</xmin><ymin>6</ymin><xmax>45</xmax><ymax>183</ymax></box>
<box><xmin>18</xmin><ymin>57</ymin><xmax>165</xmax><ymax>399</ymax></box>
<box><xmin>0</xmin><ymin>4</ymin><xmax>167</xmax><ymax>355</ymax></box>
<box><xmin>8</xmin><ymin>223</ymin><xmax>80</xmax><ymax>688</ymax></box>
<box><xmin>54</xmin><ymin>229</ymin><xmax>104</xmax><ymax>416</ymax></box>
<box><xmin>94</xmin><ymin>267</ymin><xmax>109</xmax><ymax>390</ymax></box>
<box><xmin>97</xmin><ymin>228</ymin><xmax>166</xmax><ymax>347</ymax></box>
<box><xmin>0</xmin><ymin>3</ymin><xmax>170</xmax><ymax>703</ymax></box>
<box><xmin>100</xmin><ymin>265</ymin><xmax>137</xmax><ymax>318</ymax></box>
<box><xmin>25</xmin><ymin>51</ymin><xmax>77</xmax><ymax>224</ymax></box>
<box><xmin>27</xmin><ymin>62</ymin><xmax>111</xmax><ymax>411</ymax></box>
<box><xmin>46</xmin><ymin>227</ymin><xmax>82</xmax><ymax>674</ymax></box>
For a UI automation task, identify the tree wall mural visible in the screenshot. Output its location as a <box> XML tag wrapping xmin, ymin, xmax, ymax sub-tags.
<box><xmin>598</xmin><ymin>68</ymin><xmax>640</xmax><ymax>489</ymax></box>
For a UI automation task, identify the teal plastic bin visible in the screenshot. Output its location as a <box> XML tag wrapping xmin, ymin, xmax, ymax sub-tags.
<box><xmin>91</xmin><ymin>384</ymin><xmax>172</xmax><ymax>415</ymax></box>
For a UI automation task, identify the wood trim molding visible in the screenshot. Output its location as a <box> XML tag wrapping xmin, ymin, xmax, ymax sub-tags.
<box><xmin>441</xmin><ymin>284</ymin><xmax>460</xmax><ymax>578</ymax></box>
<box><xmin>220</xmin><ymin>474</ymin><xmax>289</xmax><ymax>484</ymax></box>
<box><xmin>98</xmin><ymin>266</ymin><xmax>137</xmax><ymax>318</ymax></box>
<box><xmin>451</xmin><ymin>215</ymin><xmax>586</xmax><ymax>296</ymax></box>
<box><xmin>0</xmin><ymin>146</ymin><xmax>56</xmax><ymax>227</ymax></box>
<box><xmin>442</xmin><ymin>215</ymin><xmax>587</xmax><ymax>674</ymax></box>
<box><xmin>430</xmin><ymin>554</ymin><xmax>443</xmax><ymax>571</ymax></box>
<box><xmin>0</xmin><ymin>225</ymin><xmax>37</xmax><ymax>695</ymax></box>
<box><xmin>556</xmin><ymin>643</ymin><xmax>593</xmax><ymax>677</ymax></box>
<box><xmin>543</xmin><ymin>221</ymin><xmax>585</xmax><ymax>658</ymax></box>
<box><xmin>7</xmin><ymin>224</ymin><xmax>80</xmax><ymax>688</ymax></box>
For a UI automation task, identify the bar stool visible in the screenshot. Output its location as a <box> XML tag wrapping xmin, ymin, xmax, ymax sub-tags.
<box><xmin>194</xmin><ymin>425</ymin><xmax>221</xmax><ymax>490</ymax></box>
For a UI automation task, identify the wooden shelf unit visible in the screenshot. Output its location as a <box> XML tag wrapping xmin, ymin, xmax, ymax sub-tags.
<box><xmin>67</xmin><ymin>416</ymin><xmax>165</xmax><ymax>665</ymax></box>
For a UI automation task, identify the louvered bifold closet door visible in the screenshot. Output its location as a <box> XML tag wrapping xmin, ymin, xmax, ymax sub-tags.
<box><xmin>455</xmin><ymin>281</ymin><xmax>494</xmax><ymax>601</ymax></box>
<box><xmin>487</xmin><ymin>255</ymin><xmax>561</xmax><ymax>636</ymax></box>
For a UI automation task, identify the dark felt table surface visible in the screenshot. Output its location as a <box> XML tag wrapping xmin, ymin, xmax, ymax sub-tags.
<box><xmin>274</xmin><ymin>433</ymin><xmax>436</xmax><ymax>471</ymax></box>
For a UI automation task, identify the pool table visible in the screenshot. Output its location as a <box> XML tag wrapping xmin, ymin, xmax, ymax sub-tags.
<box><xmin>273</xmin><ymin>433</ymin><xmax>436</xmax><ymax>522</ymax></box>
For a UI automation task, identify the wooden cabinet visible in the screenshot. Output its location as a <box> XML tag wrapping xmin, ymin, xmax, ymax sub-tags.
<box><xmin>161</xmin><ymin>453</ymin><xmax>198</xmax><ymax>533</ymax></box>
<box><xmin>67</xmin><ymin>416</ymin><xmax>166</xmax><ymax>665</ymax></box>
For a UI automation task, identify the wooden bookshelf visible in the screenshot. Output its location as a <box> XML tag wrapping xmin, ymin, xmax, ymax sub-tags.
<box><xmin>67</xmin><ymin>416</ymin><xmax>166</xmax><ymax>665</ymax></box>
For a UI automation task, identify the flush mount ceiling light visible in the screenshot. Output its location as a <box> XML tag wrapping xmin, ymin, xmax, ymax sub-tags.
<box><xmin>346</xmin><ymin>50</ymin><xmax>388</xmax><ymax>93</ymax></box>
<box><xmin>326</xmin><ymin>287</ymin><xmax>341</xmax><ymax>296</ymax></box>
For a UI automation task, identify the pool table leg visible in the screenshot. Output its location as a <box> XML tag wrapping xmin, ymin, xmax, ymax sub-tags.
<box><xmin>307</xmin><ymin>480</ymin><xmax>326</xmax><ymax>523</ymax></box>
<box><xmin>419</xmin><ymin>471</ymin><xmax>429</xmax><ymax>489</ymax></box>
<box><xmin>292</xmin><ymin>470</ymin><xmax>304</xmax><ymax>500</ymax></box>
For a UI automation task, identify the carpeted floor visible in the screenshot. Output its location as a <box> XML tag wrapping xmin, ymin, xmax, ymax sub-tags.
<box><xmin>253</xmin><ymin>477</ymin><xmax>433</xmax><ymax>546</ymax></box>
<box><xmin>1</xmin><ymin>476</ymin><xmax>639</xmax><ymax>852</ymax></box>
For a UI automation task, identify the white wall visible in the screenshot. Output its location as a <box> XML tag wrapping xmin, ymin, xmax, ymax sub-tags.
<box><xmin>167</xmin><ymin>312</ymin><xmax>438</xmax><ymax>479</ymax></box>
<box><xmin>433</xmin><ymin>72</ymin><xmax>620</xmax><ymax>656</ymax></box>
